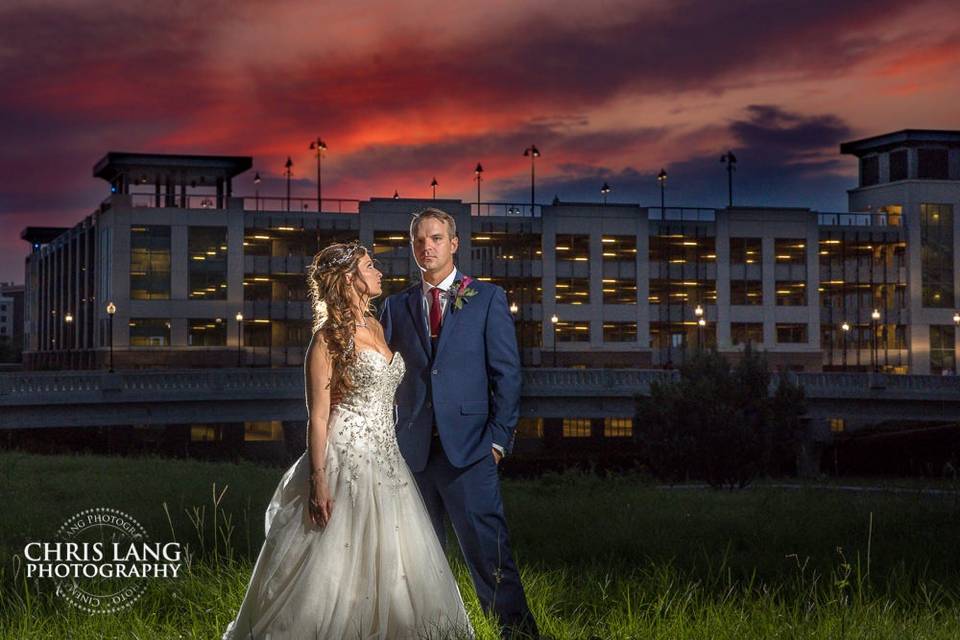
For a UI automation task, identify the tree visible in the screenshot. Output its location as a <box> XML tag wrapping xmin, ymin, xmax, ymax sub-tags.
<box><xmin>635</xmin><ymin>344</ymin><xmax>806</xmax><ymax>488</ymax></box>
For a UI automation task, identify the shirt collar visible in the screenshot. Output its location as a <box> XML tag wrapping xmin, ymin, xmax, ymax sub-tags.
<box><xmin>421</xmin><ymin>267</ymin><xmax>458</xmax><ymax>295</ymax></box>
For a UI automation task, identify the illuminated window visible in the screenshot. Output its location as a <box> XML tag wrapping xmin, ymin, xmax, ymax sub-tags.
<box><xmin>731</xmin><ymin>280</ymin><xmax>762</xmax><ymax>305</ymax></box>
<box><xmin>930</xmin><ymin>325</ymin><xmax>956</xmax><ymax>375</ymax></box>
<box><xmin>189</xmin><ymin>226</ymin><xmax>228</xmax><ymax>300</ymax></box>
<box><xmin>603</xmin><ymin>418</ymin><xmax>632</xmax><ymax>437</ymax></box>
<box><xmin>562</xmin><ymin>418</ymin><xmax>591</xmax><ymax>438</ymax></box>
<box><xmin>556</xmin><ymin>321</ymin><xmax>590</xmax><ymax>343</ymax></box>
<box><xmin>603</xmin><ymin>278</ymin><xmax>637</xmax><ymax>304</ymax></box>
<box><xmin>920</xmin><ymin>204</ymin><xmax>954</xmax><ymax>308</ymax></box>
<box><xmin>129</xmin><ymin>318</ymin><xmax>171</xmax><ymax>346</ymax></box>
<box><xmin>130</xmin><ymin>225</ymin><xmax>170</xmax><ymax>300</ymax></box>
<box><xmin>729</xmin><ymin>238</ymin><xmax>761</xmax><ymax>264</ymax></box>
<box><xmin>829</xmin><ymin>418</ymin><xmax>845</xmax><ymax>433</ymax></box>
<box><xmin>603</xmin><ymin>322</ymin><xmax>637</xmax><ymax>342</ymax></box>
<box><xmin>775</xmin><ymin>281</ymin><xmax>807</xmax><ymax>306</ymax></box>
<box><xmin>191</xmin><ymin>425</ymin><xmax>221</xmax><ymax>442</ymax></box>
<box><xmin>517</xmin><ymin>418</ymin><xmax>544</xmax><ymax>439</ymax></box>
<box><xmin>555</xmin><ymin>278</ymin><xmax>590</xmax><ymax>304</ymax></box>
<box><xmin>601</xmin><ymin>235</ymin><xmax>637</xmax><ymax>261</ymax></box>
<box><xmin>774</xmin><ymin>239</ymin><xmax>806</xmax><ymax>265</ymax></box>
<box><xmin>245</xmin><ymin>420</ymin><xmax>284</xmax><ymax>441</ymax></box>
<box><xmin>555</xmin><ymin>234</ymin><xmax>590</xmax><ymax>262</ymax></box>
<box><xmin>188</xmin><ymin>318</ymin><xmax>226</xmax><ymax>346</ymax></box>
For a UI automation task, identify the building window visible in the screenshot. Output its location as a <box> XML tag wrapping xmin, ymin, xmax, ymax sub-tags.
<box><xmin>245</xmin><ymin>420</ymin><xmax>284</xmax><ymax>441</ymax></box>
<box><xmin>829</xmin><ymin>418</ymin><xmax>845</xmax><ymax>433</ymax></box>
<box><xmin>603</xmin><ymin>417</ymin><xmax>632</xmax><ymax>437</ymax></box>
<box><xmin>188</xmin><ymin>318</ymin><xmax>227</xmax><ymax>346</ymax></box>
<box><xmin>776</xmin><ymin>323</ymin><xmax>807</xmax><ymax>344</ymax></box>
<box><xmin>243</xmin><ymin>320</ymin><xmax>271</xmax><ymax>347</ymax></box>
<box><xmin>920</xmin><ymin>204</ymin><xmax>954</xmax><ymax>308</ymax></box>
<box><xmin>918</xmin><ymin>148</ymin><xmax>949</xmax><ymax>180</ymax></box>
<box><xmin>191</xmin><ymin>425</ymin><xmax>222</xmax><ymax>442</ymax></box>
<box><xmin>731</xmin><ymin>280</ymin><xmax>763</xmax><ymax>305</ymax></box>
<box><xmin>243</xmin><ymin>276</ymin><xmax>273</xmax><ymax>301</ymax></box>
<box><xmin>775</xmin><ymin>281</ymin><xmax>807</xmax><ymax>306</ymax></box>
<box><xmin>889</xmin><ymin>150</ymin><xmax>908</xmax><ymax>181</ymax></box>
<box><xmin>555</xmin><ymin>234</ymin><xmax>590</xmax><ymax>263</ymax></box>
<box><xmin>649</xmin><ymin>233</ymin><xmax>716</xmax><ymax>264</ymax></box>
<box><xmin>374</xmin><ymin>232</ymin><xmax>414</xmax><ymax>299</ymax></box>
<box><xmin>480</xmin><ymin>276</ymin><xmax>542</xmax><ymax>304</ymax></box>
<box><xmin>603</xmin><ymin>322</ymin><xmax>637</xmax><ymax>342</ymax></box>
<box><xmin>775</xmin><ymin>239</ymin><xmax>806</xmax><ymax>265</ymax></box>
<box><xmin>130</xmin><ymin>225</ymin><xmax>171</xmax><ymax>300</ymax></box>
<box><xmin>189</xmin><ymin>226</ymin><xmax>228</xmax><ymax>300</ymax></box>
<box><xmin>860</xmin><ymin>156</ymin><xmax>879</xmax><ymax>186</ymax></box>
<box><xmin>602</xmin><ymin>278</ymin><xmax>637</xmax><ymax>304</ymax></box>
<box><xmin>731</xmin><ymin>323</ymin><xmax>763</xmax><ymax>345</ymax></box>
<box><xmin>555</xmin><ymin>278</ymin><xmax>590</xmax><ymax>304</ymax></box>
<box><xmin>129</xmin><ymin>318</ymin><xmax>171</xmax><ymax>346</ymax></box>
<box><xmin>601</xmin><ymin>235</ymin><xmax>637</xmax><ymax>261</ymax></box>
<box><xmin>730</xmin><ymin>237</ymin><xmax>761</xmax><ymax>264</ymax></box>
<box><xmin>562</xmin><ymin>418</ymin><xmax>591</xmax><ymax>438</ymax></box>
<box><xmin>556</xmin><ymin>321</ymin><xmax>590</xmax><ymax>343</ymax></box>
<box><xmin>517</xmin><ymin>417</ymin><xmax>543</xmax><ymax>439</ymax></box>
<box><xmin>471</xmin><ymin>229</ymin><xmax>542</xmax><ymax>265</ymax></box>
<box><xmin>930</xmin><ymin>325</ymin><xmax>956</xmax><ymax>375</ymax></box>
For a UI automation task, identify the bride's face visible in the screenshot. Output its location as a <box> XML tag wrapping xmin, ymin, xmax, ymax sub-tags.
<box><xmin>348</xmin><ymin>251</ymin><xmax>383</xmax><ymax>301</ymax></box>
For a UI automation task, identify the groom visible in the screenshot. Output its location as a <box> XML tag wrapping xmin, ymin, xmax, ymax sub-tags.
<box><xmin>380</xmin><ymin>207</ymin><xmax>540</xmax><ymax>640</ymax></box>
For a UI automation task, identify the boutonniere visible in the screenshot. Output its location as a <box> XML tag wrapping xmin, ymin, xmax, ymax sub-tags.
<box><xmin>448</xmin><ymin>276</ymin><xmax>479</xmax><ymax>311</ymax></box>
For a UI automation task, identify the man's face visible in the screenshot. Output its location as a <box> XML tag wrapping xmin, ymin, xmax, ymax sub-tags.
<box><xmin>411</xmin><ymin>217</ymin><xmax>458</xmax><ymax>274</ymax></box>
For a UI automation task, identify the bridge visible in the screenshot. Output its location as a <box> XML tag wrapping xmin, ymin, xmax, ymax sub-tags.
<box><xmin>1</xmin><ymin>369</ymin><xmax>958</xmax><ymax>444</ymax></box>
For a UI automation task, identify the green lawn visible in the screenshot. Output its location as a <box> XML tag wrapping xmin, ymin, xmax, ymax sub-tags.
<box><xmin>2</xmin><ymin>451</ymin><xmax>959</xmax><ymax>639</ymax></box>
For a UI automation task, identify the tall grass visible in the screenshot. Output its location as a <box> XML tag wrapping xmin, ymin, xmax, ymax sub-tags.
<box><xmin>2</xmin><ymin>451</ymin><xmax>960</xmax><ymax>638</ymax></box>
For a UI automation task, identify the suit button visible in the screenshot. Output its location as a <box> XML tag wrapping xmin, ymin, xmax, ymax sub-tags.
<box><xmin>432</xmin><ymin>369</ymin><xmax>438</xmax><ymax>375</ymax></box>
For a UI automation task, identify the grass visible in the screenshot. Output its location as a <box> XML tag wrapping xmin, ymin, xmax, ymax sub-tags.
<box><xmin>2</xmin><ymin>450</ymin><xmax>960</xmax><ymax>638</ymax></box>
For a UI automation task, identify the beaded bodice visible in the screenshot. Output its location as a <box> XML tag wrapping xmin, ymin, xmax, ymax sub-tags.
<box><xmin>329</xmin><ymin>349</ymin><xmax>407</xmax><ymax>502</ymax></box>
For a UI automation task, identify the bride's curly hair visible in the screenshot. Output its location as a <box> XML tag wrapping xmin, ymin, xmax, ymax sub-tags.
<box><xmin>306</xmin><ymin>241</ymin><xmax>376</xmax><ymax>399</ymax></box>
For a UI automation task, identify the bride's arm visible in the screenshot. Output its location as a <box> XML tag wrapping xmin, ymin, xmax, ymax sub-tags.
<box><xmin>305</xmin><ymin>329</ymin><xmax>333</xmax><ymax>479</ymax></box>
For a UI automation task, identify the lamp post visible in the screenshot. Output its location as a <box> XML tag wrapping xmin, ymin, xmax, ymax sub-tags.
<box><xmin>236</xmin><ymin>311</ymin><xmax>244</xmax><ymax>366</ymax></box>
<box><xmin>64</xmin><ymin>312</ymin><xmax>73</xmax><ymax>368</ymax></box>
<box><xmin>600</xmin><ymin>181</ymin><xmax>611</xmax><ymax>205</ymax></box>
<box><xmin>283</xmin><ymin>157</ymin><xmax>293</xmax><ymax>211</ymax></box>
<box><xmin>954</xmin><ymin>311</ymin><xmax>960</xmax><ymax>374</ymax></box>
<box><xmin>694</xmin><ymin>304</ymin><xmax>704</xmax><ymax>349</ymax></box>
<box><xmin>106</xmin><ymin>302</ymin><xmax>116</xmax><ymax>372</ymax></box>
<box><xmin>720</xmin><ymin>151</ymin><xmax>737</xmax><ymax>207</ymax></box>
<box><xmin>523</xmin><ymin>145</ymin><xmax>539</xmax><ymax>210</ymax></box>
<box><xmin>550</xmin><ymin>313</ymin><xmax>559</xmax><ymax>367</ymax></box>
<box><xmin>657</xmin><ymin>168</ymin><xmax>667</xmax><ymax>211</ymax></box>
<box><xmin>871</xmin><ymin>308</ymin><xmax>880</xmax><ymax>372</ymax></box>
<box><xmin>431</xmin><ymin>177</ymin><xmax>438</xmax><ymax>200</ymax></box>
<box><xmin>474</xmin><ymin>163</ymin><xmax>483</xmax><ymax>212</ymax></box>
<box><xmin>841</xmin><ymin>321</ymin><xmax>850</xmax><ymax>370</ymax></box>
<box><xmin>309</xmin><ymin>138</ymin><xmax>326</xmax><ymax>212</ymax></box>
<box><xmin>253</xmin><ymin>172</ymin><xmax>261</xmax><ymax>211</ymax></box>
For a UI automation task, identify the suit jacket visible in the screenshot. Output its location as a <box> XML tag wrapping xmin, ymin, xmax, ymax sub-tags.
<box><xmin>380</xmin><ymin>269</ymin><xmax>521</xmax><ymax>472</ymax></box>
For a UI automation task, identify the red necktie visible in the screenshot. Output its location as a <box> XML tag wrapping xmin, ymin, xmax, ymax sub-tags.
<box><xmin>429</xmin><ymin>287</ymin><xmax>442</xmax><ymax>338</ymax></box>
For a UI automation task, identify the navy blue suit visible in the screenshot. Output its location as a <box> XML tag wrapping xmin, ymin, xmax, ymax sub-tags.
<box><xmin>380</xmin><ymin>270</ymin><xmax>539</xmax><ymax>639</ymax></box>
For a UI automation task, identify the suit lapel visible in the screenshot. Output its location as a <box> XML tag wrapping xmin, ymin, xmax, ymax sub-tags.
<box><xmin>405</xmin><ymin>285</ymin><xmax>430</xmax><ymax>357</ymax></box>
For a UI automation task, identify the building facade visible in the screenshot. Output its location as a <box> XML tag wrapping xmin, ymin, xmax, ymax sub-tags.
<box><xmin>19</xmin><ymin>132</ymin><xmax>960</xmax><ymax>375</ymax></box>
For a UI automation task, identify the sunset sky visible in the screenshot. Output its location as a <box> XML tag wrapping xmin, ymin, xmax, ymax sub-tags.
<box><xmin>1</xmin><ymin>0</ymin><xmax>959</xmax><ymax>284</ymax></box>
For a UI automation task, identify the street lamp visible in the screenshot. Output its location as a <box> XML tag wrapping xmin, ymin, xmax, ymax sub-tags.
<box><xmin>720</xmin><ymin>151</ymin><xmax>737</xmax><ymax>207</ymax></box>
<box><xmin>64</xmin><ymin>312</ymin><xmax>74</xmax><ymax>367</ymax></box>
<box><xmin>600</xmin><ymin>182</ymin><xmax>611</xmax><ymax>205</ymax></box>
<box><xmin>841</xmin><ymin>321</ymin><xmax>850</xmax><ymax>369</ymax></box>
<box><xmin>657</xmin><ymin>168</ymin><xmax>667</xmax><ymax>211</ymax></box>
<box><xmin>509</xmin><ymin>301</ymin><xmax>518</xmax><ymax>315</ymax></box>
<box><xmin>523</xmin><ymin>145</ymin><xmax>539</xmax><ymax>210</ymax></box>
<box><xmin>474</xmin><ymin>163</ymin><xmax>483</xmax><ymax>212</ymax></box>
<box><xmin>871</xmin><ymin>308</ymin><xmax>881</xmax><ymax>372</ymax></box>
<box><xmin>309</xmin><ymin>138</ymin><xmax>326</xmax><ymax>212</ymax></box>
<box><xmin>106</xmin><ymin>302</ymin><xmax>116</xmax><ymax>372</ymax></box>
<box><xmin>550</xmin><ymin>313</ymin><xmax>559</xmax><ymax>367</ymax></box>
<box><xmin>253</xmin><ymin>172</ymin><xmax>261</xmax><ymax>211</ymax></box>
<box><xmin>694</xmin><ymin>304</ymin><xmax>704</xmax><ymax>349</ymax></box>
<box><xmin>283</xmin><ymin>156</ymin><xmax>293</xmax><ymax>211</ymax></box>
<box><xmin>431</xmin><ymin>177</ymin><xmax>438</xmax><ymax>200</ymax></box>
<box><xmin>236</xmin><ymin>311</ymin><xmax>244</xmax><ymax>366</ymax></box>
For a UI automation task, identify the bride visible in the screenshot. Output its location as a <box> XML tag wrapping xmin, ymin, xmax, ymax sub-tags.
<box><xmin>222</xmin><ymin>242</ymin><xmax>474</xmax><ymax>639</ymax></box>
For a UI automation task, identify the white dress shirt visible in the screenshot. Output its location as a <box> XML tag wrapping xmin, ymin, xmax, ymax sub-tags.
<box><xmin>420</xmin><ymin>268</ymin><xmax>505</xmax><ymax>458</ymax></box>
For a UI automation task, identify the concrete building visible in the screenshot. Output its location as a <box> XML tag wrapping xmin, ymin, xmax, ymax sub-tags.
<box><xmin>19</xmin><ymin>131</ymin><xmax>960</xmax><ymax>374</ymax></box>
<box><xmin>0</xmin><ymin>282</ymin><xmax>25</xmax><ymax>363</ymax></box>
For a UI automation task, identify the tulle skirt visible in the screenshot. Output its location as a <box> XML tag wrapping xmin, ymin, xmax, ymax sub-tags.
<box><xmin>222</xmin><ymin>408</ymin><xmax>474</xmax><ymax>640</ymax></box>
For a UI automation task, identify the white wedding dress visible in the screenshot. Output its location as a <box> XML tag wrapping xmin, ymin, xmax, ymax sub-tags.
<box><xmin>223</xmin><ymin>350</ymin><xmax>474</xmax><ymax>640</ymax></box>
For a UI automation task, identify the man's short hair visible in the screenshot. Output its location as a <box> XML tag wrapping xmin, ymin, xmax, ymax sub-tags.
<box><xmin>410</xmin><ymin>207</ymin><xmax>457</xmax><ymax>240</ymax></box>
